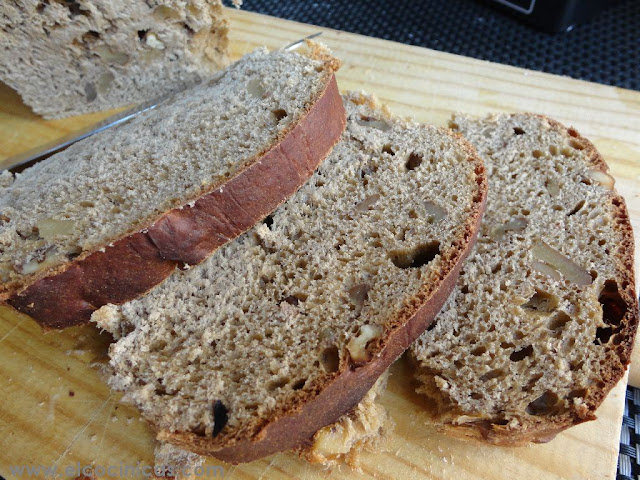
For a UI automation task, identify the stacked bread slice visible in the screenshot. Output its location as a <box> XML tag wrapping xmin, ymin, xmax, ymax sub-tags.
<box><xmin>1</xmin><ymin>44</ymin><xmax>344</xmax><ymax>328</ymax></box>
<box><xmin>410</xmin><ymin>113</ymin><xmax>638</xmax><ymax>444</ymax></box>
<box><xmin>91</xmin><ymin>92</ymin><xmax>487</xmax><ymax>462</ymax></box>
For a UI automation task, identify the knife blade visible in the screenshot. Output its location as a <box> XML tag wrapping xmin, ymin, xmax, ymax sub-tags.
<box><xmin>4</xmin><ymin>31</ymin><xmax>324</xmax><ymax>174</ymax></box>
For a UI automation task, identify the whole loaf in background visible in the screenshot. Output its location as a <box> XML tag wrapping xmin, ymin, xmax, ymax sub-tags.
<box><xmin>0</xmin><ymin>0</ymin><xmax>235</xmax><ymax>119</ymax></box>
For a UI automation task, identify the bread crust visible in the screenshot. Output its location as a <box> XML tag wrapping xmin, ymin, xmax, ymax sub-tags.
<box><xmin>155</xmin><ymin>139</ymin><xmax>488</xmax><ymax>463</ymax></box>
<box><xmin>414</xmin><ymin>114</ymin><xmax>638</xmax><ymax>446</ymax></box>
<box><xmin>7</xmin><ymin>75</ymin><xmax>346</xmax><ymax>329</ymax></box>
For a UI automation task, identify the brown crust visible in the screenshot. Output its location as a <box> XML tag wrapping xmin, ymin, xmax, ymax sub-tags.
<box><xmin>157</xmin><ymin>136</ymin><xmax>489</xmax><ymax>463</ymax></box>
<box><xmin>6</xmin><ymin>74</ymin><xmax>346</xmax><ymax>329</ymax></box>
<box><xmin>418</xmin><ymin>114</ymin><xmax>638</xmax><ymax>446</ymax></box>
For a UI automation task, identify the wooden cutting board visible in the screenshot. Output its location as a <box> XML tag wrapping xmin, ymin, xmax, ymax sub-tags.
<box><xmin>1</xmin><ymin>8</ymin><xmax>638</xmax><ymax>480</ymax></box>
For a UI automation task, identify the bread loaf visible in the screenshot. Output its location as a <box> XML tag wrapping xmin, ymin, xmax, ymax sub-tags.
<box><xmin>0</xmin><ymin>0</ymin><xmax>233</xmax><ymax>119</ymax></box>
<box><xmin>410</xmin><ymin>113</ymin><xmax>638</xmax><ymax>445</ymax></box>
<box><xmin>92</xmin><ymin>92</ymin><xmax>487</xmax><ymax>463</ymax></box>
<box><xmin>2</xmin><ymin>43</ymin><xmax>344</xmax><ymax>328</ymax></box>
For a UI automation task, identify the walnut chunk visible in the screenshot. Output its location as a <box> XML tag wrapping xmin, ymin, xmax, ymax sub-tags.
<box><xmin>347</xmin><ymin>324</ymin><xmax>382</xmax><ymax>363</ymax></box>
<box><xmin>356</xmin><ymin>115</ymin><xmax>391</xmax><ymax>131</ymax></box>
<box><xmin>586</xmin><ymin>169</ymin><xmax>615</xmax><ymax>190</ymax></box>
<box><xmin>532</xmin><ymin>241</ymin><xmax>592</xmax><ymax>286</ymax></box>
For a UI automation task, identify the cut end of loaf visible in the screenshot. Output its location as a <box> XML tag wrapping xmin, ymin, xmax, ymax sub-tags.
<box><xmin>0</xmin><ymin>0</ymin><xmax>232</xmax><ymax>119</ymax></box>
<box><xmin>411</xmin><ymin>112</ymin><xmax>638</xmax><ymax>444</ymax></box>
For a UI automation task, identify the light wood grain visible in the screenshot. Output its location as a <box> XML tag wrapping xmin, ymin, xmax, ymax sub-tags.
<box><xmin>0</xmin><ymin>8</ymin><xmax>637</xmax><ymax>479</ymax></box>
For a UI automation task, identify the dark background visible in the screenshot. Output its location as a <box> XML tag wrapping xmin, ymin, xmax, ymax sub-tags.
<box><xmin>232</xmin><ymin>0</ymin><xmax>640</xmax><ymax>91</ymax></box>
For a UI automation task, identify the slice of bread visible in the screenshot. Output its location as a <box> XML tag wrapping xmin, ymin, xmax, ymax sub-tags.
<box><xmin>410</xmin><ymin>113</ymin><xmax>638</xmax><ymax>445</ymax></box>
<box><xmin>1</xmin><ymin>43</ymin><xmax>345</xmax><ymax>328</ymax></box>
<box><xmin>0</xmin><ymin>0</ymin><xmax>233</xmax><ymax>119</ymax></box>
<box><xmin>92</xmin><ymin>92</ymin><xmax>487</xmax><ymax>463</ymax></box>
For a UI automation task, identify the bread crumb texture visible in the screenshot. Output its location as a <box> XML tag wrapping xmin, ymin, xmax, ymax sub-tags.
<box><xmin>92</xmin><ymin>92</ymin><xmax>485</xmax><ymax>452</ymax></box>
<box><xmin>0</xmin><ymin>0</ymin><xmax>231</xmax><ymax>118</ymax></box>
<box><xmin>0</xmin><ymin>46</ymin><xmax>336</xmax><ymax>299</ymax></box>
<box><xmin>411</xmin><ymin>113</ymin><xmax>638</xmax><ymax>444</ymax></box>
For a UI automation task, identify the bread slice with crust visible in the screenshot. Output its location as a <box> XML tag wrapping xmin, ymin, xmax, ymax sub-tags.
<box><xmin>410</xmin><ymin>112</ymin><xmax>638</xmax><ymax>445</ymax></box>
<box><xmin>92</xmin><ymin>92</ymin><xmax>487</xmax><ymax>463</ymax></box>
<box><xmin>1</xmin><ymin>43</ymin><xmax>345</xmax><ymax>329</ymax></box>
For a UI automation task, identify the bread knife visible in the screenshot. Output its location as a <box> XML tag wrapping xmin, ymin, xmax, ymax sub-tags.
<box><xmin>4</xmin><ymin>32</ymin><xmax>323</xmax><ymax>174</ymax></box>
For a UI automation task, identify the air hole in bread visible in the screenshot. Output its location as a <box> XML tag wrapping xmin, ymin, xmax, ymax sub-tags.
<box><xmin>263</xmin><ymin>215</ymin><xmax>274</xmax><ymax>229</ymax></box>
<box><xmin>513</xmin><ymin>127</ymin><xmax>525</xmax><ymax>135</ymax></box>
<box><xmin>320</xmin><ymin>346</ymin><xmax>340</xmax><ymax>373</ymax></box>
<box><xmin>569</xmin><ymin>139</ymin><xmax>585</xmax><ymax>150</ymax></box>
<box><xmin>382</xmin><ymin>144</ymin><xmax>395</xmax><ymax>155</ymax></box>
<box><xmin>521</xmin><ymin>290</ymin><xmax>558</xmax><ymax>313</ymax></box>
<box><xmin>272</xmin><ymin>109</ymin><xmax>288</xmax><ymax>122</ymax></box>
<box><xmin>470</xmin><ymin>392</ymin><xmax>482</xmax><ymax>400</ymax></box>
<box><xmin>281</xmin><ymin>295</ymin><xmax>300</xmax><ymax>306</ymax></box>
<box><xmin>80</xmin><ymin>30</ymin><xmax>101</xmax><ymax>45</ymax></box>
<box><xmin>405</xmin><ymin>153</ymin><xmax>423</xmax><ymax>171</ymax></box>
<box><xmin>561</xmin><ymin>147</ymin><xmax>573</xmax><ymax>158</ymax></box>
<box><xmin>510</xmin><ymin>345</ymin><xmax>534</xmax><ymax>362</ymax></box>
<box><xmin>389</xmin><ymin>241</ymin><xmax>440</xmax><ymax>269</ymax></box>
<box><xmin>292</xmin><ymin>379</ymin><xmax>306</xmax><ymax>390</ymax></box>
<box><xmin>212</xmin><ymin>400</ymin><xmax>228</xmax><ymax>437</ymax></box>
<box><xmin>55</xmin><ymin>0</ymin><xmax>88</xmax><ymax>18</ymax></box>
<box><xmin>567</xmin><ymin>200</ymin><xmax>585</xmax><ymax>216</ymax></box>
<box><xmin>137</xmin><ymin>29</ymin><xmax>149</xmax><ymax>40</ymax></box>
<box><xmin>532</xmin><ymin>150</ymin><xmax>544</xmax><ymax>159</ymax></box>
<box><xmin>599</xmin><ymin>280</ymin><xmax>626</xmax><ymax>327</ymax></box>
<box><xmin>267</xmin><ymin>377</ymin><xmax>290</xmax><ymax>391</ymax></box>
<box><xmin>480</xmin><ymin>369</ymin><xmax>503</xmax><ymax>381</ymax></box>
<box><xmin>525</xmin><ymin>391</ymin><xmax>563</xmax><ymax>416</ymax></box>
<box><xmin>408</xmin><ymin>209</ymin><xmax>418</xmax><ymax>219</ymax></box>
<box><xmin>471</xmin><ymin>346</ymin><xmax>486</xmax><ymax>356</ymax></box>
<box><xmin>548</xmin><ymin>311</ymin><xmax>571</xmax><ymax>331</ymax></box>
<box><xmin>570</xmin><ymin>360</ymin><xmax>584</xmax><ymax>371</ymax></box>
